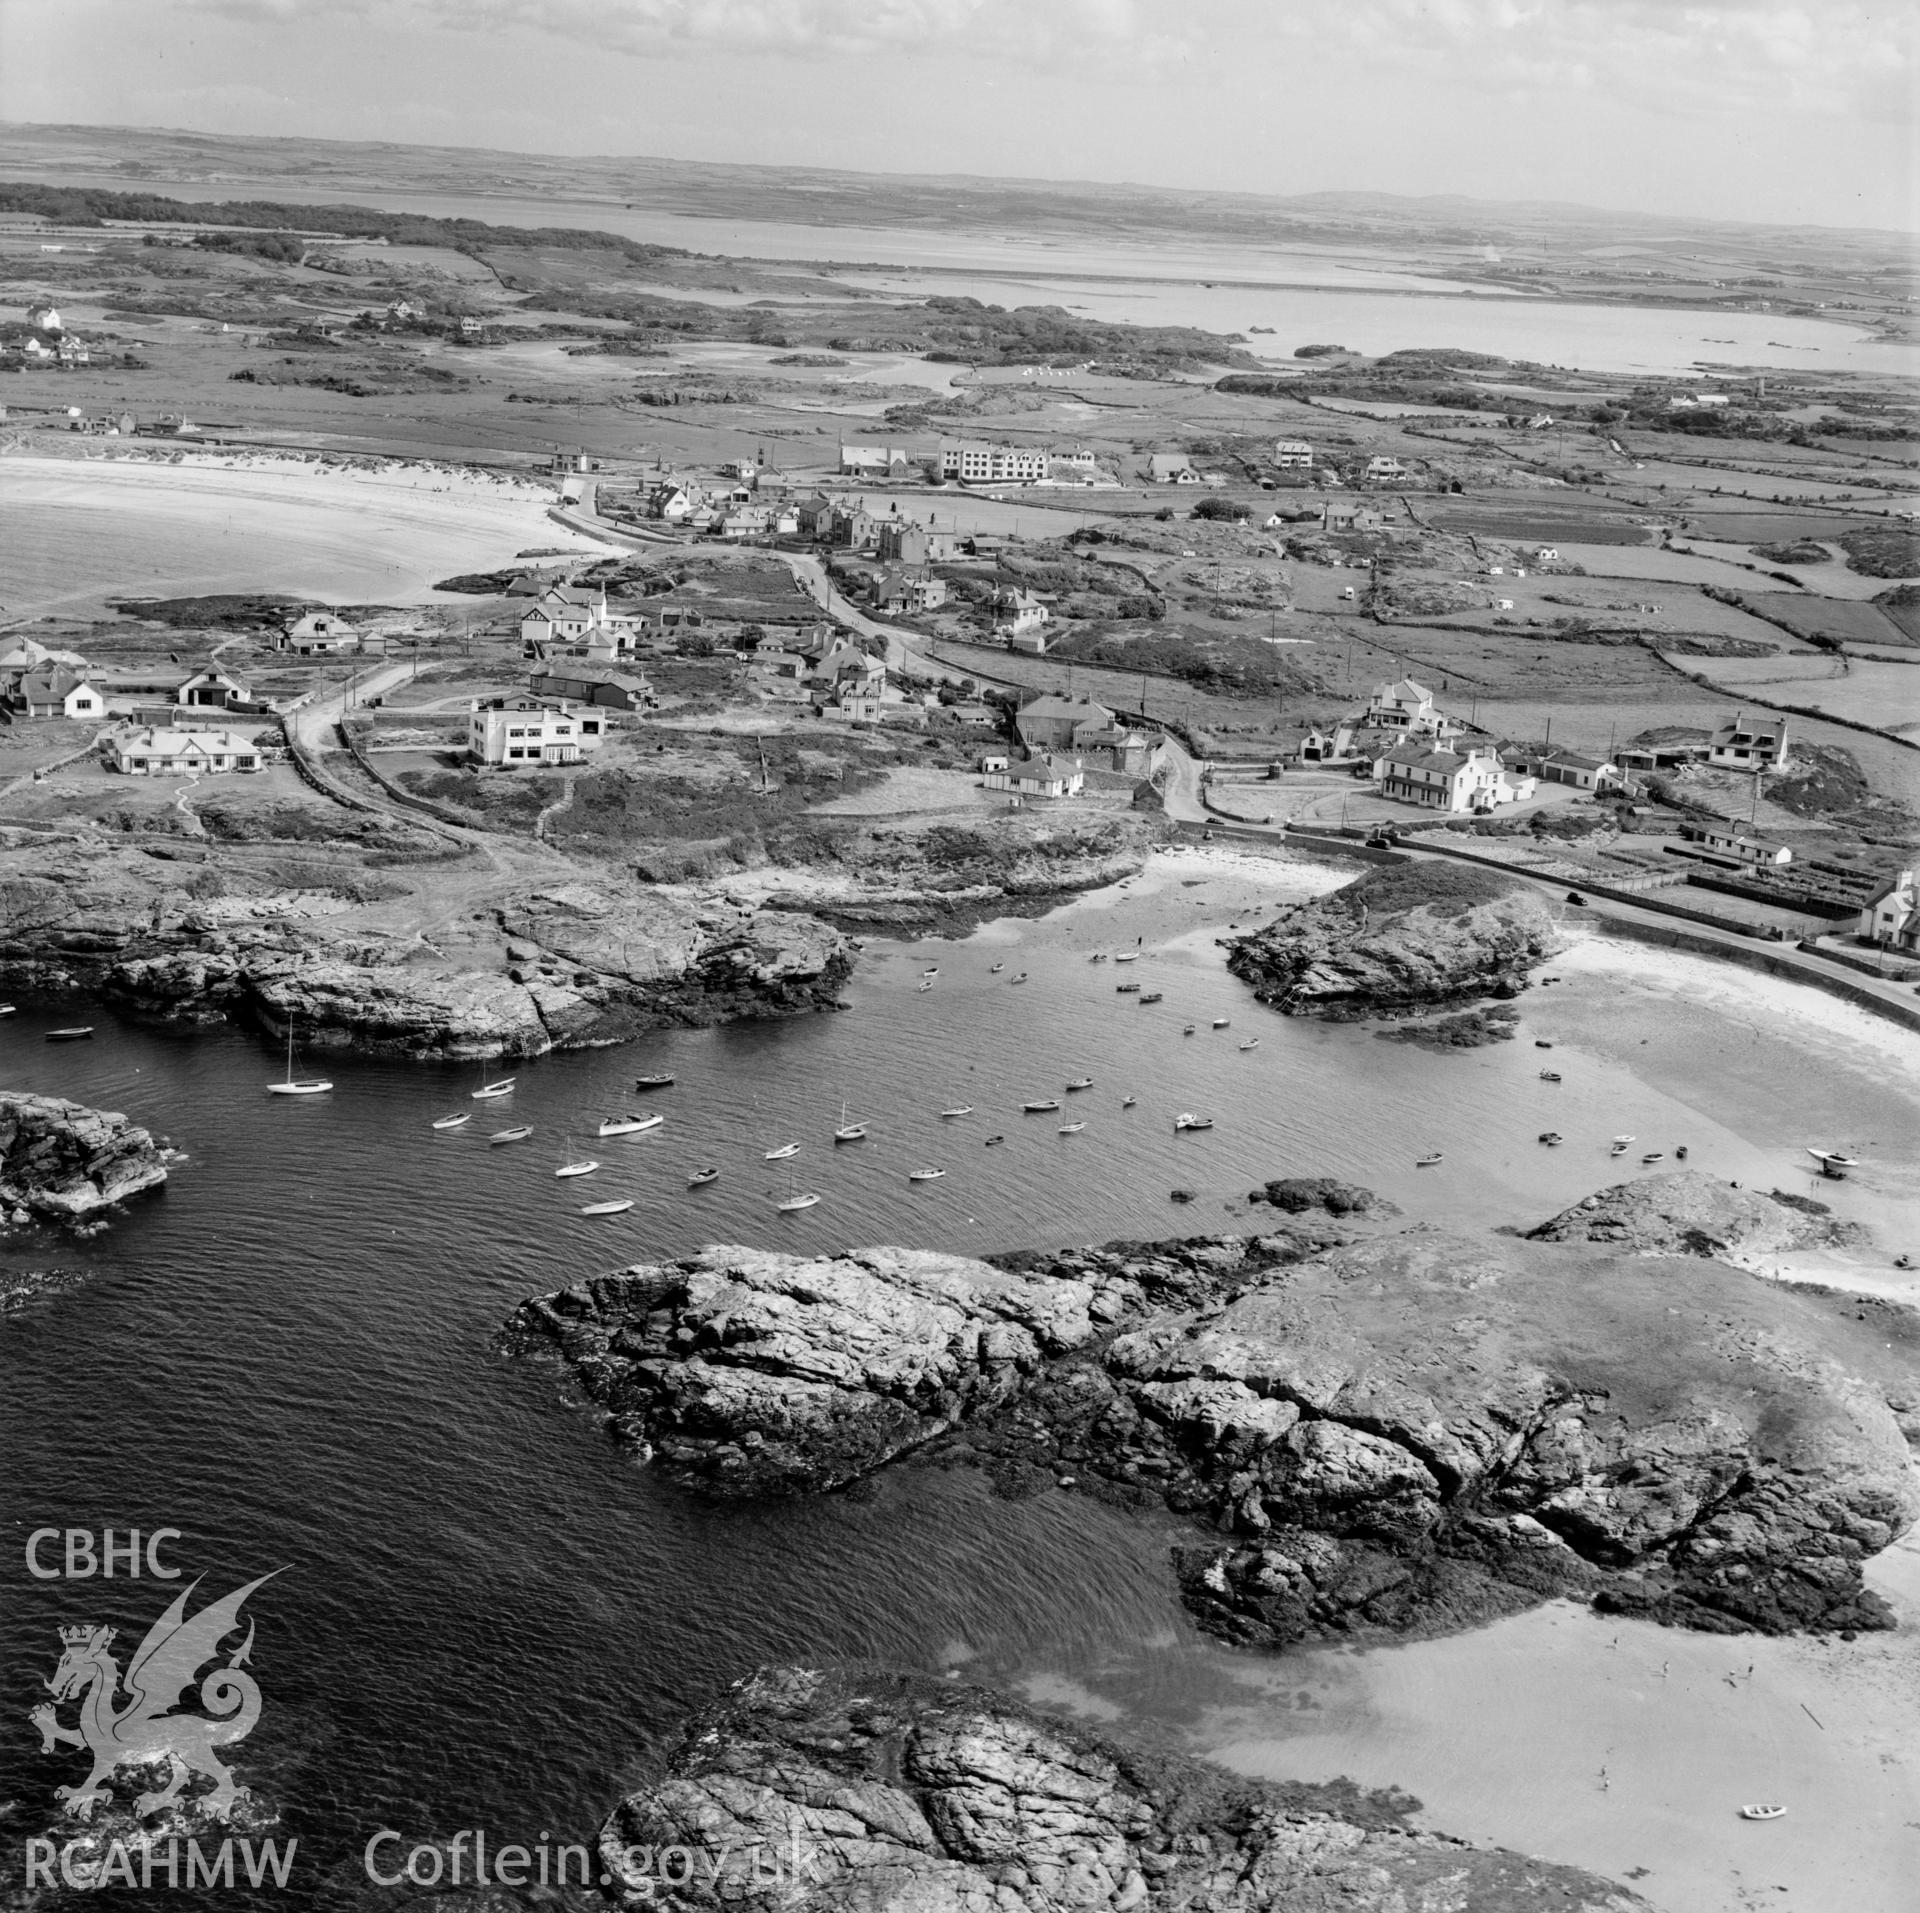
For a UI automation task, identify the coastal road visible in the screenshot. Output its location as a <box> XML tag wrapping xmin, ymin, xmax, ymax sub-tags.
<box><xmin>777</xmin><ymin>553</ymin><xmax>984</xmax><ymax>689</ymax></box>
<box><xmin>1156</xmin><ymin>731</ymin><xmax>1211</xmax><ymax>825</ymax></box>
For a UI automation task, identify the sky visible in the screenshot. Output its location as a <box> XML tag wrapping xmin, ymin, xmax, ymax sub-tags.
<box><xmin>0</xmin><ymin>0</ymin><xmax>1913</xmax><ymax>233</ymax></box>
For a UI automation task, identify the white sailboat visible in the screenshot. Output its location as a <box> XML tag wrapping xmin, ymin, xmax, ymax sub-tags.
<box><xmin>267</xmin><ymin>1023</ymin><xmax>332</xmax><ymax>1096</ymax></box>
<box><xmin>555</xmin><ymin>1136</ymin><xmax>599</xmax><ymax>1178</ymax></box>
<box><xmin>833</xmin><ymin>1101</ymin><xmax>868</xmax><ymax>1142</ymax></box>
<box><xmin>431</xmin><ymin>1113</ymin><xmax>471</xmax><ymax>1131</ymax></box>
<box><xmin>765</xmin><ymin>1141</ymin><xmax>801</xmax><ymax>1161</ymax></box>
<box><xmin>471</xmin><ymin>1061</ymin><xmax>516</xmax><ymax>1100</ymax></box>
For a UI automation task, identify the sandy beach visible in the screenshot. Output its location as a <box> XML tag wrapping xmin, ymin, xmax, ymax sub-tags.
<box><xmin>0</xmin><ymin>449</ymin><xmax>620</xmax><ymax>614</ymax></box>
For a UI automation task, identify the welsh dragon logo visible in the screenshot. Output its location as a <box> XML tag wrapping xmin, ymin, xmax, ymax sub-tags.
<box><xmin>28</xmin><ymin>1573</ymin><xmax>280</xmax><ymax>1823</ymax></box>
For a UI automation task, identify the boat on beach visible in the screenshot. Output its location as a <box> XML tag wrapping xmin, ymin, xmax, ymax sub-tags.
<box><xmin>1739</xmin><ymin>1805</ymin><xmax>1786</xmax><ymax>1822</ymax></box>
<box><xmin>1140</xmin><ymin>992</ymin><xmax>1163</xmax><ymax>1004</ymax></box>
<box><xmin>490</xmin><ymin>1126</ymin><xmax>533</xmax><ymax>1145</ymax></box>
<box><xmin>1114</xmin><ymin>951</ymin><xmax>1139</xmax><ymax>963</ymax></box>
<box><xmin>1122</xmin><ymin>1095</ymin><xmax>1136</xmax><ymax>1107</ymax></box>
<box><xmin>917</xmin><ymin>981</ymin><xmax>934</xmax><ymax>992</ymax></box>
<box><xmin>1539</xmin><ymin>1070</ymin><xmax>1562</xmax><ymax>1083</ymax></box>
<box><xmin>431</xmin><ymin>1113</ymin><xmax>471</xmax><ymax>1131</ymax></box>
<box><xmin>989</xmin><ymin>963</ymin><xmax>1005</xmax><ymax>974</ymax></box>
<box><xmin>1641</xmin><ymin>1151</ymin><xmax>1665</xmax><ymax>1164</ymax></box>
<box><xmin>598</xmin><ymin>1113</ymin><xmax>663</xmax><ymax>1137</ymax></box>
<box><xmin>1212</xmin><ymin>1018</ymin><xmax>1230</xmax><ymax>1029</ymax></box>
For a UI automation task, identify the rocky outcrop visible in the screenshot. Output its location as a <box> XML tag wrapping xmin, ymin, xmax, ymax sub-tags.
<box><xmin>0</xmin><ymin>861</ymin><xmax>852</xmax><ymax>1059</ymax></box>
<box><xmin>507</xmin><ymin>1219</ymin><xmax>1920</xmax><ymax>1644</ymax></box>
<box><xmin>1246</xmin><ymin>1176</ymin><xmax>1392</xmax><ymax>1217</ymax></box>
<box><xmin>1530</xmin><ymin>1171</ymin><xmax>1867</xmax><ymax>1259</ymax></box>
<box><xmin>1227</xmin><ymin>862</ymin><xmax>1558</xmax><ymax>1020</ymax></box>
<box><xmin>599</xmin><ymin>1663</ymin><xmax>1643</xmax><ymax>1912</ymax></box>
<box><xmin>0</xmin><ymin>1093</ymin><xmax>168</xmax><ymax>1218</ymax></box>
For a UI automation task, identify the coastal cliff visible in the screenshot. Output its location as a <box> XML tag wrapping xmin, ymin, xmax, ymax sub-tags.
<box><xmin>0</xmin><ymin>1092</ymin><xmax>168</xmax><ymax>1218</ymax></box>
<box><xmin>505</xmin><ymin>1189</ymin><xmax>1918</xmax><ymax>1645</ymax></box>
<box><xmin>599</xmin><ymin>1663</ymin><xmax>1644</xmax><ymax>1912</ymax></box>
<box><xmin>0</xmin><ymin>860</ymin><xmax>851</xmax><ymax>1058</ymax></box>
<box><xmin>1225</xmin><ymin>861</ymin><xmax>1558</xmax><ymax>1020</ymax></box>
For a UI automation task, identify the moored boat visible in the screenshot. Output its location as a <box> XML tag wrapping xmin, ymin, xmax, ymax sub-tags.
<box><xmin>833</xmin><ymin>1101</ymin><xmax>868</xmax><ymax>1142</ymax></box>
<box><xmin>1065</xmin><ymin>1077</ymin><xmax>1094</xmax><ymax>1091</ymax></box>
<box><xmin>431</xmin><ymin>1113</ymin><xmax>471</xmax><ymax>1131</ymax></box>
<box><xmin>46</xmin><ymin>1027</ymin><xmax>94</xmax><ymax>1042</ymax></box>
<box><xmin>555</xmin><ymin>1157</ymin><xmax>600</xmax><ymax>1179</ymax></box>
<box><xmin>1022</xmin><ymin>1098</ymin><xmax>1060</xmax><ymax>1113</ymax></box>
<box><xmin>1641</xmin><ymin>1151</ymin><xmax>1665</xmax><ymax>1164</ymax></box>
<box><xmin>1539</xmin><ymin>1070</ymin><xmax>1562</xmax><ymax>1082</ymax></box>
<box><xmin>1140</xmin><ymin>992</ymin><xmax>1163</xmax><ymax>1004</ymax></box>
<box><xmin>1212</xmin><ymin>1018</ymin><xmax>1230</xmax><ymax>1029</ymax></box>
<box><xmin>490</xmin><ymin>1125</ymin><xmax>533</xmax><ymax>1145</ymax></box>
<box><xmin>634</xmin><ymin>1073</ymin><xmax>675</xmax><ymax>1089</ymax></box>
<box><xmin>1116</xmin><ymin>983</ymin><xmax>1140</xmax><ymax>994</ymax></box>
<box><xmin>940</xmin><ymin>1105</ymin><xmax>973</xmax><ymax>1118</ymax></box>
<box><xmin>765</xmin><ymin>1142</ymin><xmax>802</xmax><ymax>1160</ymax></box>
<box><xmin>1058</xmin><ymin>1121</ymin><xmax>1086</xmax><ymax>1135</ymax></box>
<box><xmin>267</xmin><ymin>1021</ymin><xmax>332</xmax><ymax>1095</ymax></box>
<box><xmin>983</xmin><ymin>1135</ymin><xmax>1005</xmax><ymax>1147</ymax></box>
<box><xmin>1238</xmin><ymin>1037</ymin><xmax>1259</xmax><ymax>1051</ymax></box>
<box><xmin>776</xmin><ymin>1190</ymin><xmax>820</xmax><ymax>1212</ymax></box>
<box><xmin>598</xmin><ymin>1113</ymin><xmax>663</xmax><ymax>1137</ymax></box>
<box><xmin>908</xmin><ymin>1168</ymin><xmax>947</xmax><ymax>1181</ymax></box>
<box><xmin>1417</xmin><ymin>1151</ymin><xmax>1444</xmax><ymax>1166</ymax></box>
<box><xmin>1174</xmin><ymin>1113</ymin><xmax>1213</xmax><ymax>1132</ymax></box>
<box><xmin>1738</xmin><ymin>1805</ymin><xmax>1786</xmax><ymax>1822</ymax></box>
<box><xmin>580</xmin><ymin>1199</ymin><xmax>634</xmax><ymax>1216</ymax></box>
<box><xmin>687</xmin><ymin>1167</ymin><xmax>720</xmax><ymax>1186</ymax></box>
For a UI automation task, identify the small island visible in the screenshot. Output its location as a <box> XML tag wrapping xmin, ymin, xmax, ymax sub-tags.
<box><xmin>0</xmin><ymin>1091</ymin><xmax>169</xmax><ymax>1219</ymax></box>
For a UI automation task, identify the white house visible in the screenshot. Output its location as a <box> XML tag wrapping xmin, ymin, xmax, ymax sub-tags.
<box><xmin>282</xmin><ymin>612</ymin><xmax>359</xmax><ymax>655</ymax></box>
<box><xmin>1148</xmin><ymin>453</ymin><xmax>1197</xmax><ymax>484</ymax></box>
<box><xmin>467</xmin><ymin>696</ymin><xmax>608</xmax><ymax>767</ymax></box>
<box><xmin>1708</xmin><ymin>711</ymin><xmax>1789</xmax><ymax>772</ymax></box>
<box><xmin>109</xmin><ymin>727</ymin><xmax>263</xmax><ymax>775</ymax></box>
<box><xmin>1365</xmin><ymin>677</ymin><xmax>1446</xmax><ymax>735</ymax></box>
<box><xmin>1374</xmin><ymin>744</ymin><xmax>1534</xmax><ymax>814</ymax></box>
<box><xmin>519</xmin><ymin>587</ymin><xmax>642</xmax><ymax>660</ymax></box>
<box><xmin>1679</xmin><ymin>822</ymin><xmax>1792</xmax><ymax>867</ymax></box>
<box><xmin>940</xmin><ymin>440</ymin><xmax>1050</xmax><ymax>484</ymax></box>
<box><xmin>177</xmin><ymin>667</ymin><xmax>250</xmax><ymax>710</ymax></box>
<box><xmin>1364</xmin><ymin>456</ymin><xmax>1408</xmax><ymax>485</ymax></box>
<box><xmin>26</xmin><ymin>301</ymin><xmax>62</xmax><ymax>333</ymax></box>
<box><xmin>841</xmin><ymin>444</ymin><xmax>913</xmax><ymax>477</ymax></box>
<box><xmin>1859</xmin><ymin>869</ymin><xmax>1917</xmax><ymax>952</ymax></box>
<box><xmin>1272</xmin><ymin>440</ymin><xmax>1314</xmax><ymax>469</ymax></box>
<box><xmin>13</xmin><ymin>665</ymin><xmax>103</xmax><ymax>719</ymax></box>
<box><xmin>984</xmin><ymin>752</ymin><xmax>1085</xmax><ymax>799</ymax></box>
<box><xmin>992</xmin><ymin>586</ymin><xmax>1050</xmax><ymax>641</ymax></box>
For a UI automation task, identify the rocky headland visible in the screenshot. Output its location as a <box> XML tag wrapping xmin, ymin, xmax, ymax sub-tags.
<box><xmin>1226</xmin><ymin>861</ymin><xmax>1558</xmax><ymax>1020</ymax></box>
<box><xmin>599</xmin><ymin>1662</ymin><xmax>1643</xmax><ymax>1911</ymax></box>
<box><xmin>1530</xmin><ymin>1171</ymin><xmax>1868</xmax><ymax>1259</ymax></box>
<box><xmin>504</xmin><ymin>1180</ymin><xmax>1919</xmax><ymax>1646</ymax></box>
<box><xmin>0</xmin><ymin>851</ymin><xmax>851</xmax><ymax>1058</ymax></box>
<box><xmin>0</xmin><ymin>1092</ymin><xmax>169</xmax><ymax>1219</ymax></box>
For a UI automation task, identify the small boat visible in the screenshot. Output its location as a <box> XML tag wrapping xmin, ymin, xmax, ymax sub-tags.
<box><xmin>1089</xmin><ymin>953</ymin><xmax>1108</xmax><ymax>963</ymax></box>
<box><xmin>1140</xmin><ymin>992</ymin><xmax>1163</xmax><ymax>1005</ymax></box>
<box><xmin>1065</xmin><ymin>1078</ymin><xmax>1094</xmax><ymax>1092</ymax></box>
<box><xmin>1183</xmin><ymin>1025</ymin><xmax>1196</xmax><ymax>1035</ymax></box>
<box><xmin>765</xmin><ymin>1142</ymin><xmax>801</xmax><ymax>1160</ymax></box>
<box><xmin>941</xmin><ymin>1106</ymin><xmax>974</xmax><ymax>1118</ymax></box>
<box><xmin>908</xmin><ymin>1168</ymin><xmax>947</xmax><ymax>1181</ymax></box>
<box><xmin>1675</xmin><ymin>1145</ymin><xmax>1689</xmax><ymax>1160</ymax></box>
<box><xmin>1122</xmin><ymin>1095</ymin><xmax>1136</xmax><ymax>1108</ymax></box>
<box><xmin>555</xmin><ymin>1158</ymin><xmax>600</xmax><ymax>1179</ymax></box>
<box><xmin>989</xmin><ymin>963</ymin><xmax>1005</xmax><ymax>974</ymax></box>
<box><xmin>922</xmin><ymin>966</ymin><xmax>939</xmax><ymax>976</ymax></box>
<box><xmin>1535</xmin><ymin>1040</ymin><xmax>1554</xmax><ymax>1050</ymax></box>
<box><xmin>1641</xmin><ymin>1152</ymin><xmax>1665</xmax><ymax>1164</ymax></box>
<box><xmin>46</xmin><ymin>1027</ymin><xmax>95</xmax><ymax>1042</ymax></box>
<box><xmin>1613</xmin><ymin>1135</ymin><xmax>1636</xmax><ymax>1145</ymax></box>
<box><xmin>431</xmin><ymin>1113</ymin><xmax>471</xmax><ymax>1131</ymax></box>
<box><xmin>1114</xmin><ymin>951</ymin><xmax>1139</xmax><ymax>963</ymax></box>
<box><xmin>776</xmin><ymin>1190</ymin><xmax>821</xmax><ymax>1212</ymax></box>
<box><xmin>1023</xmin><ymin>1099</ymin><xmax>1061</xmax><ymax>1113</ymax></box>
<box><xmin>1058</xmin><ymin>1121</ymin><xmax>1086</xmax><ymax>1135</ymax></box>
<box><xmin>1212</xmin><ymin>1018</ymin><xmax>1230</xmax><ymax>1029</ymax></box>
<box><xmin>1539</xmin><ymin>1071</ymin><xmax>1562</xmax><ymax>1083</ymax></box>
<box><xmin>490</xmin><ymin>1125</ymin><xmax>533</xmax><ymax>1145</ymax></box>
<box><xmin>834</xmin><ymin>1101</ymin><xmax>868</xmax><ymax>1142</ymax></box>
<box><xmin>580</xmin><ymin>1199</ymin><xmax>634</xmax><ymax>1216</ymax></box>
<box><xmin>1116</xmin><ymin>983</ymin><xmax>1141</xmax><ymax>994</ymax></box>
<box><xmin>917</xmin><ymin>981</ymin><xmax>934</xmax><ymax>993</ymax></box>
<box><xmin>1417</xmin><ymin>1152</ymin><xmax>1444</xmax><ymax>1167</ymax></box>
<box><xmin>984</xmin><ymin>1135</ymin><xmax>1005</xmax><ymax>1146</ymax></box>
<box><xmin>1011</xmin><ymin>973</ymin><xmax>1029</xmax><ymax>985</ymax></box>
<box><xmin>1738</xmin><ymin>1805</ymin><xmax>1786</xmax><ymax>1822</ymax></box>
<box><xmin>1538</xmin><ymin>1132</ymin><xmax>1562</xmax><ymax>1146</ymax></box>
<box><xmin>472</xmin><ymin>1078</ymin><xmax>516</xmax><ymax>1100</ymax></box>
<box><xmin>599</xmin><ymin>1113</ymin><xmax>664</xmax><ymax>1137</ymax></box>
<box><xmin>1238</xmin><ymin>1038</ymin><xmax>1259</xmax><ymax>1051</ymax></box>
<box><xmin>1806</xmin><ymin>1148</ymin><xmax>1861</xmax><ymax>1168</ymax></box>
<box><xmin>634</xmin><ymin>1073</ymin><xmax>675</xmax><ymax>1090</ymax></box>
<box><xmin>1175</xmin><ymin>1113</ymin><xmax>1213</xmax><ymax>1132</ymax></box>
<box><xmin>268</xmin><ymin>1022</ymin><xmax>332</xmax><ymax>1095</ymax></box>
<box><xmin>687</xmin><ymin>1167</ymin><xmax>720</xmax><ymax>1186</ymax></box>
<box><xmin>0</xmin><ymin>1004</ymin><xmax>15</xmax><ymax>1016</ymax></box>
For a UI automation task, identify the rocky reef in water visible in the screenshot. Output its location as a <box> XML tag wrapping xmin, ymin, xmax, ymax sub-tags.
<box><xmin>1226</xmin><ymin>861</ymin><xmax>1558</xmax><ymax>1020</ymax></box>
<box><xmin>503</xmin><ymin>1178</ymin><xmax>1918</xmax><ymax>1645</ymax></box>
<box><xmin>0</xmin><ymin>860</ymin><xmax>851</xmax><ymax>1058</ymax></box>
<box><xmin>0</xmin><ymin>1092</ymin><xmax>169</xmax><ymax>1219</ymax></box>
<box><xmin>599</xmin><ymin>1662</ymin><xmax>1643</xmax><ymax>1911</ymax></box>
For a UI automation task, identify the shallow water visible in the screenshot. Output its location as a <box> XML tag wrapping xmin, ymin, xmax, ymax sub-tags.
<box><xmin>3</xmin><ymin>858</ymin><xmax>1915</xmax><ymax>1906</ymax></box>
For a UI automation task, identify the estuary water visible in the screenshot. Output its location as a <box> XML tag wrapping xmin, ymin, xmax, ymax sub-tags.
<box><xmin>3</xmin><ymin>856</ymin><xmax>1916</xmax><ymax>1911</ymax></box>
